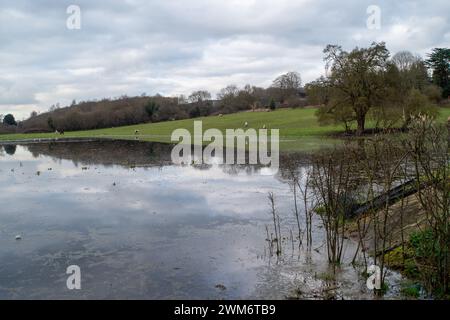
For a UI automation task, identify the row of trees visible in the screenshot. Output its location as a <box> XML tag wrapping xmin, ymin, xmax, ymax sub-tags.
<box><xmin>306</xmin><ymin>43</ymin><xmax>449</xmax><ymax>135</ymax></box>
<box><xmin>8</xmin><ymin>72</ymin><xmax>305</xmax><ymax>133</ymax></box>
<box><xmin>3</xmin><ymin>44</ymin><xmax>448</xmax><ymax>134</ymax></box>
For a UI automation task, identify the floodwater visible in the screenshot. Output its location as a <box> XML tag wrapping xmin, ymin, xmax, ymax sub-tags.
<box><xmin>0</xmin><ymin>141</ymin><xmax>402</xmax><ymax>299</ymax></box>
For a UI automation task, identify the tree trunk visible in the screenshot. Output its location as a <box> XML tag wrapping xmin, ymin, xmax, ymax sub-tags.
<box><xmin>447</xmin><ymin>117</ymin><xmax>450</xmax><ymax>147</ymax></box>
<box><xmin>356</xmin><ymin>114</ymin><xmax>365</xmax><ymax>136</ymax></box>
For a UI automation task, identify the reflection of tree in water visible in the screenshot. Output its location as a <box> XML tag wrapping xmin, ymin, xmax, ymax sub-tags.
<box><xmin>24</xmin><ymin>140</ymin><xmax>175</xmax><ymax>168</ymax></box>
<box><xmin>3</xmin><ymin>144</ymin><xmax>17</xmax><ymax>155</ymax></box>
<box><xmin>20</xmin><ymin>140</ymin><xmax>314</xmax><ymax>176</ymax></box>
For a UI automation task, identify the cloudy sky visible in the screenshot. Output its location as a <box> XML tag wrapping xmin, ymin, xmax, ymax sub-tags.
<box><xmin>0</xmin><ymin>0</ymin><xmax>449</xmax><ymax>119</ymax></box>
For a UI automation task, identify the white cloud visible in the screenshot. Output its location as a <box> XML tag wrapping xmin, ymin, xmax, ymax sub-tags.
<box><xmin>0</xmin><ymin>0</ymin><xmax>449</xmax><ymax>119</ymax></box>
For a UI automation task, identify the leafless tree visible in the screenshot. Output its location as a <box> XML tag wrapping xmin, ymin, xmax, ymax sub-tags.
<box><xmin>310</xmin><ymin>149</ymin><xmax>353</xmax><ymax>266</ymax></box>
<box><xmin>407</xmin><ymin>116</ymin><xmax>450</xmax><ymax>294</ymax></box>
<box><xmin>188</xmin><ymin>90</ymin><xmax>212</xmax><ymax>103</ymax></box>
<box><xmin>268</xmin><ymin>192</ymin><xmax>282</xmax><ymax>256</ymax></box>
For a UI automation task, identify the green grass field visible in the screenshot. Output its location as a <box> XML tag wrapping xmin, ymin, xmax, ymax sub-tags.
<box><xmin>1</xmin><ymin>107</ymin><xmax>450</xmax><ymax>152</ymax></box>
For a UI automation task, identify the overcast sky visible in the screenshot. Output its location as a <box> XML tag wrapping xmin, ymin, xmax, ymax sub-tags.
<box><xmin>0</xmin><ymin>0</ymin><xmax>449</xmax><ymax>119</ymax></box>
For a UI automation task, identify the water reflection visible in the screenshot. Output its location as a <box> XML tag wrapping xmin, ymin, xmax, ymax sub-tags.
<box><xmin>0</xmin><ymin>141</ymin><xmax>400</xmax><ymax>299</ymax></box>
<box><xmin>17</xmin><ymin>140</ymin><xmax>308</xmax><ymax>175</ymax></box>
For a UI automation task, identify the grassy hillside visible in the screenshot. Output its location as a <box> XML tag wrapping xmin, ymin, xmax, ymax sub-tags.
<box><xmin>2</xmin><ymin>108</ymin><xmax>450</xmax><ymax>152</ymax></box>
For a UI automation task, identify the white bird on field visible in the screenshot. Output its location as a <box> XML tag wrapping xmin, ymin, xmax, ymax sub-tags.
<box><xmin>244</xmin><ymin>121</ymin><xmax>248</xmax><ymax>127</ymax></box>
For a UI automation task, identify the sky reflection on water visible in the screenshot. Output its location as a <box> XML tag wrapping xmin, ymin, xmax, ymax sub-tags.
<box><xmin>0</xmin><ymin>141</ymin><xmax>400</xmax><ymax>299</ymax></box>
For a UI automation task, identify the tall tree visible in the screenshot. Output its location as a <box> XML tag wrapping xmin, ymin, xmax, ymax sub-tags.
<box><xmin>47</xmin><ymin>117</ymin><xmax>56</xmax><ymax>131</ymax></box>
<box><xmin>383</xmin><ymin>52</ymin><xmax>435</xmax><ymax>128</ymax></box>
<box><xmin>392</xmin><ymin>51</ymin><xmax>416</xmax><ymax>72</ymax></box>
<box><xmin>272</xmin><ymin>71</ymin><xmax>302</xmax><ymax>102</ymax></box>
<box><xmin>269</xmin><ymin>98</ymin><xmax>276</xmax><ymax>110</ymax></box>
<box><xmin>217</xmin><ymin>85</ymin><xmax>239</xmax><ymax>100</ymax></box>
<box><xmin>188</xmin><ymin>90</ymin><xmax>211</xmax><ymax>103</ymax></box>
<box><xmin>392</xmin><ymin>51</ymin><xmax>429</xmax><ymax>90</ymax></box>
<box><xmin>320</xmin><ymin>42</ymin><xmax>389</xmax><ymax>135</ymax></box>
<box><xmin>426</xmin><ymin>48</ymin><xmax>450</xmax><ymax>98</ymax></box>
<box><xmin>3</xmin><ymin>114</ymin><xmax>17</xmax><ymax>126</ymax></box>
<box><xmin>144</xmin><ymin>100</ymin><xmax>159</xmax><ymax>122</ymax></box>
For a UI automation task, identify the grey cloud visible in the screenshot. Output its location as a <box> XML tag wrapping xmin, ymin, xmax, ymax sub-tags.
<box><xmin>0</xmin><ymin>0</ymin><xmax>449</xmax><ymax>118</ymax></box>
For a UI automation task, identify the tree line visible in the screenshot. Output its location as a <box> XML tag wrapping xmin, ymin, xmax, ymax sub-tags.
<box><xmin>1</xmin><ymin>72</ymin><xmax>305</xmax><ymax>133</ymax></box>
<box><xmin>306</xmin><ymin>43</ymin><xmax>449</xmax><ymax>135</ymax></box>
<box><xmin>1</xmin><ymin>43</ymin><xmax>449</xmax><ymax>134</ymax></box>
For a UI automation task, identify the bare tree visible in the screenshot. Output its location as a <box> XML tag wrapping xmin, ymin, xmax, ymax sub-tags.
<box><xmin>311</xmin><ymin>149</ymin><xmax>353</xmax><ymax>266</ymax></box>
<box><xmin>320</xmin><ymin>42</ymin><xmax>390</xmax><ymax>135</ymax></box>
<box><xmin>268</xmin><ymin>192</ymin><xmax>282</xmax><ymax>256</ymax></box>
<box><xmin>407</xmin><ymin>116</ymin><xmax>450</xmax><ymax>294</ymax></box>
<box><xmin>188</xmin><ymin>90</ymin><xmax>212</xmax><ymax>103</ymax></box>
<box><xmin>391</xmin><ymin>51</ymin><xmax>417</xmax><ymax>72</ymax></box>
<box><xmin>217</xmin><ymin>85</ymin><xmax>239</xmax><ymax>100</ymax></box>
<box><xmin>272</xmin><ymin>71</ymin><xmax>302</xmax><ymax>102</ymax></box>
<box><xmin>365</xmin><ymin>135</ymin><xmax>408</xmax><ymax>292</ymax></box>
<box><xmin>298</xmin><ymin>168</ymin><xmax>315</xmax><ymax>248</ymax></box>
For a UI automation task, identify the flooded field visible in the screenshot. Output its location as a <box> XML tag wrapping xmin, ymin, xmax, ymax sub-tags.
<box><xmin>0</xmin><ymin>141</ymin><xmax>402</xmax><ymax>299</ymax></box>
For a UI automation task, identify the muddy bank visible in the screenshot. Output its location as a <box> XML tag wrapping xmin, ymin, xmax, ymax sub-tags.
<box><xmin>347</xmin><ymin>193</ymin><xmax>427</xmax><ymax>255</ymax></box>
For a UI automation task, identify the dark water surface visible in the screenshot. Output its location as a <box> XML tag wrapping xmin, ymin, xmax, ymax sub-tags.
<box><xmin>0</xmin><ymin>141</ymin><xmax>401</xmax><ymax>299</ymax></box>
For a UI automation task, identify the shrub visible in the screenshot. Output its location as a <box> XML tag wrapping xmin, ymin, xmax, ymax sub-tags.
<box><xmin>409</xmin><ymin>227</ymin><xmax>450</xmax><ymax>297</ymax></box>
<box><xmin>3</xmin><ymin>114</ymin><xmax>17</xmax><ymax>126</ymax></box>
<box><xmin>269</xmin><ymin>98</ymin><xmax>276</xmax><ymax>110</ymax></box>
